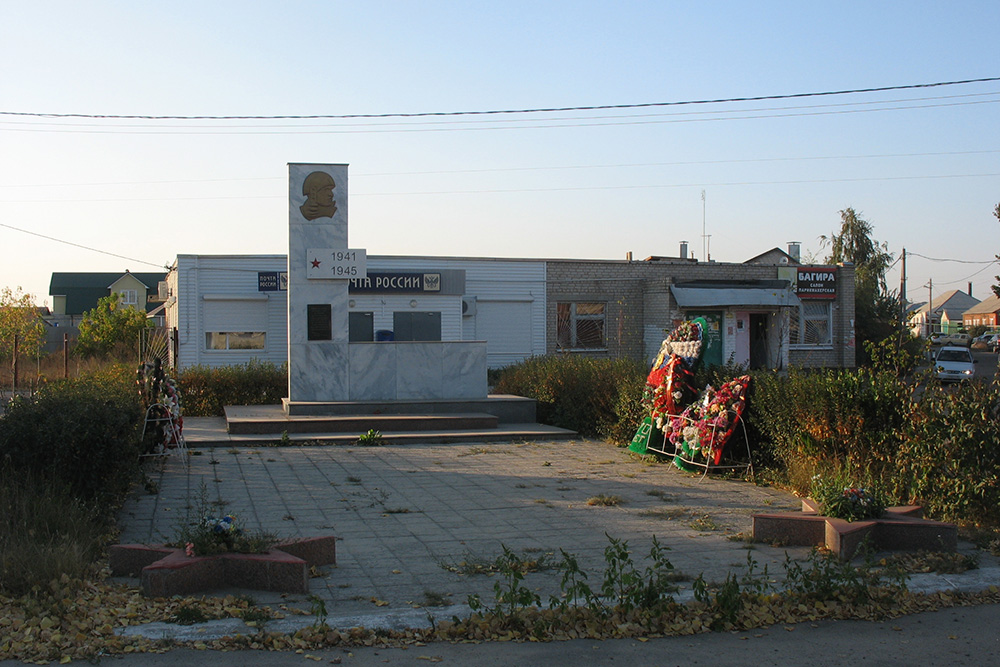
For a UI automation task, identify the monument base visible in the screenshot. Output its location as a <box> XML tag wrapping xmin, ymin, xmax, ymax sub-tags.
<box><xmin>752</xmin><ymin>499</ymin><xmax>957</xmax><ymax>560</ymax></box>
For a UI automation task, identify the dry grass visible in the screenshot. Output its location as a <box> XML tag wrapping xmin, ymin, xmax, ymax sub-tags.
<box><xmin>586</xmin><ymin>494</ymin><xmax>623</xmax><ymax>506</ymax></box>
<box><xmin>0</xmin><ymin>470</ymin><xmax>108</xmax><ymax>597</ymax></box>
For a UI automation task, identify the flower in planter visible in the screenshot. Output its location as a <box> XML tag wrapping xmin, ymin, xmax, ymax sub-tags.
<box><xmin>812</xmin><ymin>475</ymin><xmax>887</xmax><ymax>522</ymax></box>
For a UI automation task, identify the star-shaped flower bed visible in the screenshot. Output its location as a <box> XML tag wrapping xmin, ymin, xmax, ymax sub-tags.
<box><xmin>109</xmin><ymin>536</ymin><xmax>336</xmax><ymax>597</ymax></box>
<box><xmin>752</xmin><ymin>499</ymin><xmax>956</xmax><ymax>560</ymax></box>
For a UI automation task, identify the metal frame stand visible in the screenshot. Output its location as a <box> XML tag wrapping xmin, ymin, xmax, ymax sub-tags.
<box><xmin>141</xmin><ymin>403</ymin><xmax>187</xmax><ymax>466</ymax></box>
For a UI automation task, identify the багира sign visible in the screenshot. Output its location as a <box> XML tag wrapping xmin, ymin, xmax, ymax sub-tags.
<box><xmin>796</xmin><ymin>267</ymin><xmax>837</xmax><ymax>299</ymax></box>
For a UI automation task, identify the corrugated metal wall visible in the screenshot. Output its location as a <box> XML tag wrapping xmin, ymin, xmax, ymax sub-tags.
<box><xmin>172</xmin><ymin>255</ymin><xmax>288</xmax><ymax>369</ymax></box>
<box><xmin>366</xmin><ymin>256</ymin><xmax>547</xmax><ymax>368</ymax></box>
<box><xmin>170</xmin><ymin>254</ymin><xmax>545</xmax><ymax>371</ymax></box>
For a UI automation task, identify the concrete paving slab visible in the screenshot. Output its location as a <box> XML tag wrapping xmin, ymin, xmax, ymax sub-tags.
<box><xmin>116</xmin><ymin>437</ymin><xmax>1000</xmax><ymax>639</ymax></box>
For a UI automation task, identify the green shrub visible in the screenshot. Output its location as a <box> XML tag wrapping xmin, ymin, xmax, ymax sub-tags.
<box><xmin>0</xmin><ymin>469</ymin><xmax>108</xmax><ymax>597</ymax></box>
<box><xmin>746</xmin><ymin>367</ymin><xmax>909</xmax><ymax>496</ymax></box>
<box><xmin>0</xmin><ymin>365</ymin><xmax>142</xmax><ymax>505</ymax></box>
<box><xmin>493</xmin><ymin>355</ymin><xmax>645</xmax><ymax>441</ymax></box>
<box><xmin>178</xmin><ymin>361</ymin><xmax>288</xmax><ymax>416</ymax></box>
<box><xmin>896</xmin><ymin>381</ymin><xmax>1000</xmax><ymax>525</ymax></box>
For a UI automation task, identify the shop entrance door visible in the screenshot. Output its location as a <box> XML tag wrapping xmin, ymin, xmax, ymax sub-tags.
<box><xmin>749</xmin><ymin>314</ymin><xmax>769</xmax><ymax>369</ymax></box>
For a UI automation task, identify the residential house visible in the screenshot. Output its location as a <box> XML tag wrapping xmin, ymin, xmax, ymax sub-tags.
<box><xmin>45</xmin><ymin>271</ymin><xmax>168</xmax><ymax>350</ymax></box>
<box><xmin>963</xmin><ymin>294</ymin><xmax>1000</xmax><ymax>330</ymax></box>
<box><xmin>908</xmin><ymin>289</ymin><xmax>980</xmax><ymax>337</ymax></box>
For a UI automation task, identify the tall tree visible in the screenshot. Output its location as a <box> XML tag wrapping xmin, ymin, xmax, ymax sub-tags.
<box><xmin>821</xmin><ymin>208</ymin><xmax>898</xmax><ymax>364</ymax></box>
<box><xmin>76</xmin><ymin>294</ymin><xmax>151</xmax><ymax>357</ymax></box>
<box><xmin>0</xmin><ymin>287</ymin><xmax>46</xmax><ymax>361</ymax></box>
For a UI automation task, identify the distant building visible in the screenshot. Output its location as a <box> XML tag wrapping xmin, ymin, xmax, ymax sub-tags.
<box><xmin>44</xmin><ymin>271</ymin><xmax>168</xmax><ymax>349</ymax></box>
<box><xmin>963</xmin><ymin>294</ymin><xmax>1000</xmax><ymax>329</ymax></box>
<box><xmin>908</xmin><ymin>289</ymin><xmax>980</xmax><ymax>337</ymax></box>
<box><xmin>48</xmin><ymin>270</ymin><xmax>168</xmax><ymax>319</ymax></box>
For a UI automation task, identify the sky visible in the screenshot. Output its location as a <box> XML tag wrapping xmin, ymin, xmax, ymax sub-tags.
<box><xmin>1</xmin><ymin>2</ymin><xmax>998</xmax><ymax>307</ymax></box>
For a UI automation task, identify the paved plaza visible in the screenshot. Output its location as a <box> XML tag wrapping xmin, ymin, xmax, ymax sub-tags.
<box><xmin>118</xmin><ymin>437</ymin><xmax>809</xmax><ymax>622</ymax></box>
<box><xmin>117</xmin><ymin>434</ymin><xmax>1000</xmax><ymax>638</ymax></box>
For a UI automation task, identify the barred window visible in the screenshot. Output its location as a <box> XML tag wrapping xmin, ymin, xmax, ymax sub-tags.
<box><xmin>790</xmin><ymin>301</ymin><xmax>832</xmax><ymax>345</ymax></box>
<box><xmin>557</xmin><ymin>302</ymin><xmax>606</xmax><ymax>350</ymax></box>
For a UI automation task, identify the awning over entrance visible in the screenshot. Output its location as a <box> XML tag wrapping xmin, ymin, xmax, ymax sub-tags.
<box><xmin>670</xmin><ymin>280</ymin><xmax>801</xmax><ymax>308</ymax></box>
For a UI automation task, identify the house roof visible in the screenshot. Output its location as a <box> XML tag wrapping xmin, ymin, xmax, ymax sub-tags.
<box><xmin>912</xmin><ymin>289</ymin><xmax>980</xmax><ymax>320</ymax></box>
<box><xmin>48</xmin><ymin>271</ymin><xmax>167</xmax><ymax>315</ymax></box>
<box><xmin>743</xmin><ymin>248</ymin><xmax>802</xmax><ymax>266</ymax></box>
<box><xmin>964</xmin><ymin>294</ymin><xmax>1000</xmax><ymax>316</ymax></box>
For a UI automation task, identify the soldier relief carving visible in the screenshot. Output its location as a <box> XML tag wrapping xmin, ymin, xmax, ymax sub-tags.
<box><xmin>299</xmin><ymin>171</ymin><xmax>338</xmax><ymax>220</ymax></box>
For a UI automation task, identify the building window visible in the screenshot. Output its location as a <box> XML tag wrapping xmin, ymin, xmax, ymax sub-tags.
<box><xmin>119</xmin><ymin>289</ymin><xmax>138</xmax><ymax>306</ymax></box>
<box><xmin>393</xmin><ymin>311</ymin><xmax>442</xmax><ymax>341</ymax></box>
<box><xmin>206</xmin><ymin>332</ymin><xmax>266</xmax><ymax>350</ymax></box>
<box><xmin>557</xmin><ymin>302</ymin><xmax>606</xmax><ymax>350</ymax></box>
<box><xmin>790</xmin><ymin>302</ymin><xmax>832</xmax><ymax>345</ymax></box>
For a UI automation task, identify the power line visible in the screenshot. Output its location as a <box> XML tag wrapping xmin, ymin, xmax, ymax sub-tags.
<box><xmin>906</xmin><ymin>252</ymin><xmax>999</xmax><ymax>265</ymax></box>
<box><xmin>0</xmin><ymin>222</ymin><xmax>168</xmax><ymax>269</ymax></box>
<box><xmin>2</xmin><ymin>76</ymin><xmax>997</xmax><ymax>121</ymax></box>
<box><xmin>3</xmin><ymin>90</ymin><xmax>996</xmax><ymax>130</ymax></box>
<box><xmin>4</xmin><ymin>98</ymin><xmax>998</xmax><ymax>136</ymax></box>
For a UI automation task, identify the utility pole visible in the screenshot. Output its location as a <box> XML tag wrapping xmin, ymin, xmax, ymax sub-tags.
<box><xmin>701</xmin><ymin>190</ymin><xmax>707</xmax><ymax>263</ymax></box>
<box><xmin>928</xmin><ymin>279</ymin><xmax>934</xmax><ymax>337</ymax></box>
<box><xmin>899</xmin><ymin>248</ymin><xmax>907</xmax><ymax>321</ymax></box>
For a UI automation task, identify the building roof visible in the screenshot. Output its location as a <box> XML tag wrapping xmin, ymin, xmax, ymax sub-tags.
<box><xmin>48</xmin><ymin>271</ymin><xmax>167</xmax><ymax>315</ymax></box>
<box><xmin>910</xmin><ymin>289</ymin><xmax>980</xmax><ymax>324</ymax></box>
<box><xmin>964</xmin><ymin>294</ymin><xmax>1000</xmax><ymax>316</ymax></box>
<box><xmin>743</xmin><ymin>248</ymin><xmax>802</xmax><ymax>266</ymax></box>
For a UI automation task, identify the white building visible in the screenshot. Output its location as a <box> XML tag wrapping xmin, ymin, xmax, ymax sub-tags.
<box><xmin>165</xmin><ymin>254</ymin><xmax>547</xmax><ymax>370</ymax></box>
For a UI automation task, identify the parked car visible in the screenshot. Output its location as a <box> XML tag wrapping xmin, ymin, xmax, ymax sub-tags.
<box><xmin>929</xmin><ymin>332</ymin><xmax>971</xmax><ymax>347</ymax></box>
<box><xmin>933</xmin><ymin>345</ymin><xmax>976</xmax><ymax>383</ymax></box>
<box><xmin>973</xmin><ymin>333</ymin><xmax>1000</xmax><ymax>351</ymax></box>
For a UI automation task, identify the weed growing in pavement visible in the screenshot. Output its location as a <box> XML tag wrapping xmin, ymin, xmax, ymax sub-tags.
<box><xmin>688</xmin><ymin>513</ymin><xmax>725</xmax><ymax>532</ymax></box>
<box><xmin>307</xmin><ymin>593</ymin><xmax>328</xmax><ymax>628</ymax></box>
<box><xmin>881</xmin><ymin>550</ymin><xmax>979</xmax><ymax>574</ymax></box>
<box><xmin>239</xmin><ymin>606</ymin><xmax>271</xmax><ymax>627</ymax></box>
<box><xmin>422</xmin><ymin>590</ymin><xmax>451</xmax><ymax>607</ymax></box>
<box><xmin>472</xmin><ymin>535</ymin><xmax>682</xmax><ymax>623</ymax></box>
<box><xmin>691</xmin><ymin>550</ymin><xmax>773</xmax><ymax>630</ymax></box>
<box><xmin>638</xmin><ymin>507</ymin><xmax>690</xmax><ymax>520</ymax></box>
<box><xmin>586</xmin><ymin>494</ymin><xmax>623</xmax><ymax>506</ymax></box>
<box><xmin>170</xmin><ymin>605</ymin><xmax>210</xmax><ymax>625</ymax></box>
<box><xmin>645</xmin><ymin>489</ymin><xmax>675</xmax><ymax>501</ymax></box>
<box><xmin>468</xmin><ymin>545</ymin><xmax>542</xmax><ymax>622</ymax></box>
<box><xmin>438</xmin><ymin>548</ymin><xmax>554</xmax><ymax>576</ymax></box>
<box><xmin>356</xmin><ymin>429</ymin><xmax>384</xmax><ymax>446</ymax></box>
<box><xmin>782</xmin><ymin>545</ymin><xmax>908</xmax><ymax>606</ymax></box>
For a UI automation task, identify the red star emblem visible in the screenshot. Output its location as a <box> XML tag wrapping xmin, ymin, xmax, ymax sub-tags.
<box><xmin>310</xmin><ymin>258</ymin><xmax>321</xmax><ymax>268</ymax></box>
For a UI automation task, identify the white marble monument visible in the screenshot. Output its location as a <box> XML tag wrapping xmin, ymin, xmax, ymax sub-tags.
<box><xmin>286</xmin><ymin>163</ymin><xmax>487</xmax><ymax>406</ymax></box>
<box><xmin>287</xmin><ymin>163</ymin><xmax>355</xmax><ymax>402</ymax></box>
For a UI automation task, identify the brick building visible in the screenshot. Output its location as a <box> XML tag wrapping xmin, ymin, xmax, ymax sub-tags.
<box><xmin>547</xmin><ymin>247</ymin><xmax>855</xmax><ymax>369</ymax></box>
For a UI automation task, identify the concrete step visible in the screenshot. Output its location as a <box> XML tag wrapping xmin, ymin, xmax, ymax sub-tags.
<box><xmin>281</xmin><ymin>394</ymin><xmax>537</xmax><ymax>423</ymax></box>
<box><xmin>224</xmin><ymin>406</ymin><xmax>499</xmax><ymax>435</ymax></box>
<box><xmin>181</xmin><ymin>417</ymin><xmax>576</xmax><ymax>447</ymax></box>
